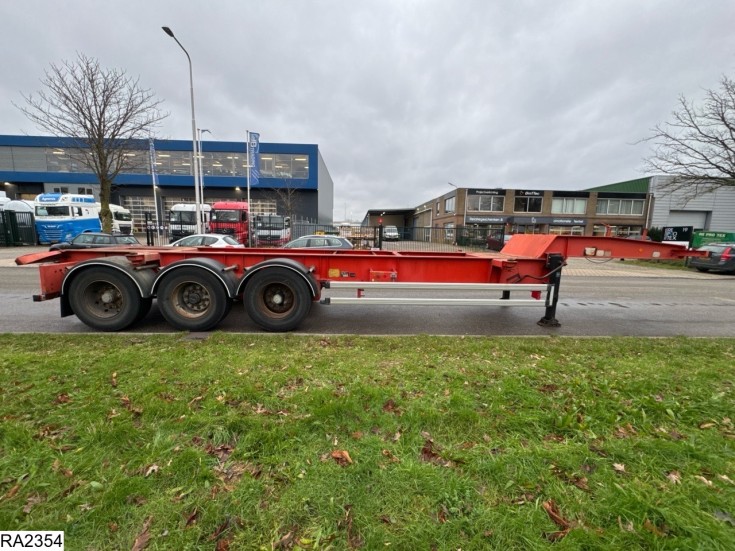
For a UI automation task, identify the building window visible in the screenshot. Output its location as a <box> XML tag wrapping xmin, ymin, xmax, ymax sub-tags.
<box><xmin>552</xmin><ymin>197</ymin><xmax>587</xmax><ymax>214</ymax></box>
<box><xmin>444</xmin><ymin>196</ymin><xmax>455</xmax><ymax>213</ymax></box>
<box><xmin>467</xmin><ymin>194</ymin><xmax>504</xmax><ymax>212</ymax></box>
<box><xmin>549</xmin><ymin>225</ymin><xmax>584</xmax><ymax>235</ymax></box>
<box><xmin>593</xmin><ymin>224</ymin><xmax>643</xmax><ymax>237</ymax></box>
<box><xmin>513</xmin><ymin>196</ymin><xmax>542</xmax><ymax>213</ymax></box>
<box><xmin>596</xmin><ymin>198</ymin><xmax>644</xmax><ymax>215</ymax></box>
<box><xmin>250</xmin><ymin>200</ymin><xmax>277</xmax><ymax>215</ymax></box>
<box><xmin>259</xmin><ymin>154</ymin><xmax>308</xmax><ymax>179</ymax></box>
<box><xmin>122</xmin><ymin>196</ymin><xmax>158</xmax><ymax>233</ymax></box>
<box><xmin>444</xmin><ymin>222</ymin><xmax>455</xmax><ymax>241</ymax></box>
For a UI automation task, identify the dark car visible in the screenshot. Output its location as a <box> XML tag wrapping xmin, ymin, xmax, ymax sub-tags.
<box><xmin>487</xmin><ymin>233</ymin><xmax>510</xmax><ymax>251</ymax></box>
<box><xmin>688</xmin><ymin>243</ymin><xmax>735</xmax><ymax>274</ymax></box>
<box><xmin>283</xmin><ymin>235</ymin><xmax>354</xmax><ymax>249</ymax></box>
<box><xmin>49</xmin><ymin>232</ymin><xmax>141</xmax><ymax>251</ymax></box>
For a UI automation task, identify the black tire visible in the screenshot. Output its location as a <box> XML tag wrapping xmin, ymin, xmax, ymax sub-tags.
<box><xmin>136</xmin><ymin>297</ymin><xmax>153</xmax><ymax>322</ymax></box>
<box><xmin>244</xmin><ymin>268</ymin><xmax>312</xmax><ymax>332</ymax></box>
<box><xmin>157</xmin><ymin>268</ymin><xmax>230</xmax><ymax>331</ymax></box>
<box><xmin>68</xmin><ymin>267</ymin><xmax>143</xmax><ymax>331</ymax></box>
<box><xmin>695</xmin><ymin>267</ymin><xmax>710</xmax><ymax>272</ymax></box>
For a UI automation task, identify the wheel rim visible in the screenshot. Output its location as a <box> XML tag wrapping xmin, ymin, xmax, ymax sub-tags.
<box><xmin>170</xmin><ymin>280</ymin><xmax>213</xmax><ymax>319</ymax></box>
<box><xmin>257</xmin><ymin>282</ymin><xmax>295</xmax><ymax>319</ymax></box>
<box><xmin>80</xmin><ymin>280</ymin><xmax>125</xmax><ymax>320</ymax></box>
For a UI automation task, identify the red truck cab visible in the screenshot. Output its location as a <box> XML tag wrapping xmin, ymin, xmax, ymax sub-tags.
<box><xmin>209</xmin><ymin>201</ymin><xmax>250</xmax><ymax>244</ymax></box>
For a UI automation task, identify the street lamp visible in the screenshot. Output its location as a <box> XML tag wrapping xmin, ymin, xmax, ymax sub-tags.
<box><xmin>162</xmin><ymin>26</ymin><xmax>202</xmax><ymax>234</ymax></box>
<box><xmin>197</xmin><ymin>128</ymin><xmax>210</xmax><ymax>211</ymax></box>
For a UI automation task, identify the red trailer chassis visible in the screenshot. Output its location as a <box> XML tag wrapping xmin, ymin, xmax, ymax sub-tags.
<box><xmin>15</xmin><ymin>235</ymin><xmax>706</xmax><ymax>333</ymax></box>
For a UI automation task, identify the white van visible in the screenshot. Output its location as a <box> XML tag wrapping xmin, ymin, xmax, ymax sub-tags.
<box><xmin>384</xmin><ymin>225</ymin><xmax>400</xmax><ymax>240</ymax></box>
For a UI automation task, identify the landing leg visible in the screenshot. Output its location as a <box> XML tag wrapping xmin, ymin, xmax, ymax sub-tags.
<box><xmin>537</xmin><ymin>253</ymin><xmax>564</xmax><ymax>328</ymax></box>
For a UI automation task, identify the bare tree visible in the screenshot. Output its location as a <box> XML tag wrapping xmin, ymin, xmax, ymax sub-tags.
<box><xmin>15</xmin><ymin>53</ymin><xmax>167</xmax><ymax>232</ymax></box>
<box><xmin>271</xmin><ymin>180</ymin><xmax>303</xmax><ymax>221</ymax></box>
<box><xmin>643</xmin><ymin>75</ymin><xmax>735</xmax><ymax>197</ymax></box>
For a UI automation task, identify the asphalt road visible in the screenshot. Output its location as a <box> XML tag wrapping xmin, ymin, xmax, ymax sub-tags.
<box><xmin>1</xmin><ymin>249</ymin><xmax>733</xmax><ymax>336</ymax></box>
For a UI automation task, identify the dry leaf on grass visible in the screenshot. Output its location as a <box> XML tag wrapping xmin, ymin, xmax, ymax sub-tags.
<box><xmin>718</xmin><ymin>474</ymin><xmax>735</xmax><ymax>485</ymax></box>
<box><xmin>542</xmin><ymin>499</ymin><xmax>573</xmax><ymax>541</ymax></box>
<box><xmin>643</xmin><ymin>518</ymin><xmax>669</xmax><ymax>537</ymax></box>
<box><xmin>331</xmin><ymin>450</ymin><xmax>353</xmax><ymax>466</ymax></box>
<box><xmin>695</xmin><ymin>475</ymin><xmax>713</xmax><ymax>487</ymax></box>
<box><xmin>382</xmin><ymin>399</ymin><xmax>402</xmax><ymax>415</ymax></box>
<box><xmin>617</xmin><ymin>516</ymin><xmax>634</xmax><ymax>532</ymax></box>
<box><xmin>131</xmin><ymin>516</ymin><xmax>153</xmax><ymax>551</ymax></box>
<box><xmin>420</xmin><ymin>440</ymin><xmax>454</xmax><ymax>468</ymax></box>
<box><xmin>273</xmin><ymin>528</ymin><xmax>296</xmax><ymax>549</ymax></box>
<box><xmin>666</xmin><ymin>470</ymin><xmax>681</xmax><ymax>484</ymax></box>
<box><xmin>54</xmin><ymin>393</ymin><xmax>71</xmax><ymax>404</ymax></box>
<box><xmin>184</xmin><ymin>507</ymin><xmax>199</xmax><ymax>527</ymax></box>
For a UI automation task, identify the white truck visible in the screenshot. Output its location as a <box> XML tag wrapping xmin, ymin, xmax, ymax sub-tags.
<box><xmin>169</xmin><ymin>203</ymin><xmax>212</xmax><ymax>242</ymax></box>
<box><xmin>96</xmin><ymin>203</ymin><xmax>134</xmax><ymax>235</ymax></box>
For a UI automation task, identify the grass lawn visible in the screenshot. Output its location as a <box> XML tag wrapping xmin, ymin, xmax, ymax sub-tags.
<box><xmin>1</xmin><ymin>334</ymin><xmax>734</xmax><ymax>550</ymax></box>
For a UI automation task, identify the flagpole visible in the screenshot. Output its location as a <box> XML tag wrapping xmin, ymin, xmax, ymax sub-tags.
<box><xmin>246</xmin><ymin>130</ymin><xmax>252</xmax><ymax>247</ymax></box>
<box><xmin>149</xmin><ymin>138</ymin><xmax>161</xmax><ymax>242</ymax></box>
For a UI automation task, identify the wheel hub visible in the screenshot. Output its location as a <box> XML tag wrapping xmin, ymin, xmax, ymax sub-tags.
<box><xmin>100</xmin><ymin>289</ymin><xmax>117</xmax><ymax>304</ymax></box>
<box><xmin>176</xmin><ymin>283</ymin><xmax>210</xmax><ymax>315</ymax></box>
<box><xmin>264</xmin><ymin>284</ymin><xmax>293</xmax><ymax>314</ymax></box>
<box><xmin>184</xmin><ymin>290</ymin><xmax>202</xmax><ymax>305</ymax></box>
<box><xmin>85</xmin><ymin>282</ymin><xmax>123</xmax><ymax>317</ymax></box>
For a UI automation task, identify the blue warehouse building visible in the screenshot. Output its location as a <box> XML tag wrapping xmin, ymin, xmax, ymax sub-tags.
<box><xmin>0</xmin><ymin>135</ymin><xmax>334</xmax><ymax>230</ymax></box>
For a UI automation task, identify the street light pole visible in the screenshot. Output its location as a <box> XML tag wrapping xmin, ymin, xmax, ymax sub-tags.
<box><xmin>197</xmin><ymin>128</ymin><xmax>210</xmax><ymax>222</ymax></box>
<box><xmin>162</xmin><ymin>26</ymin><xmax>202</xmax><ymax>234</ymax></box>
<box><xmin>246</xmin><ymin>130</ymin><xmax>252</xmax><ymax>247</ymax></box>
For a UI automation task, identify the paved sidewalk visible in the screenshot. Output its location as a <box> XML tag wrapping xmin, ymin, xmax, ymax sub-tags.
<box><xmin>562</xmin><ymin>257</ymin><xmax>723</xmax><ymax>279</ymax></box>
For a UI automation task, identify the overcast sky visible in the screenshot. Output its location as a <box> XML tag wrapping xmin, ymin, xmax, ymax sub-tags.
<box><xmin>2</xmin><ymin>1</ymin><xmax>734</xmax><ymax>221</ymax></box>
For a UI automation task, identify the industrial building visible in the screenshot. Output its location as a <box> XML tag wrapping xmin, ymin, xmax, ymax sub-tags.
<box><xmin>0</xmin><ymin>135</ymin><xmax>334</xmax><ymax>230</ymax></box>
<box><xmin>363</xmin><ymin>177</ymin><xmax>735</xmax><ymax>239</ymax></box>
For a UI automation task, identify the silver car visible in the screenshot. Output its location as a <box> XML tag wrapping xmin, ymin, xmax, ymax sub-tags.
<box><xmin>170</xmin><ymin>234</ymin><xmax>244</xmax><ymax>248</ymax></box>
<box><xmin>283</xmin><ymin>235</ymin><xmax>354</xmax><ymax>249</ymax></box>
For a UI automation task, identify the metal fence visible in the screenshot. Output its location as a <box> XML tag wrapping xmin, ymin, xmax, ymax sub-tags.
<box><xmin>293</xmin><ymin>224</ymin><xmax>501</xmax><ymax>252</ymax></box>
<box><xmin>0</xmin><ymin>211</ymin><xmax>37</xmax><ymax>247</ymax></box>
<box><xmin>137</xmin><ymin>216</ymin><xmax>502</xmax><ymax>253</ymax></box>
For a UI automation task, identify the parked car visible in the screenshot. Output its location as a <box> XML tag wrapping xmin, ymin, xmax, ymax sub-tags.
<box><xmin>283</xmin><ymin>235</ymin><xmax>354</xmax><ymax>249</ymax></box>
<box><xmin>170</xmin><ymin>234</ymin><xmax>245</xmax><ymax>248</ymax></box>
<box><xmin>487</xmin><ymin>234</ymin><xmax>514</xmax><ymax>251</ymax></box>
<box><xmin>688</xmin><ymin>243</ymin><xmax>735</xmax><ymax>273</ymax></box>
<box><xmin>383</xmin><ymin>225</ymin><xmax>400</xmax><ymax>240</ymax></box>
<box><xmin>49</xmin><ymin>232</ymin><xmax>140</xmax><ymax>251</ymax></box>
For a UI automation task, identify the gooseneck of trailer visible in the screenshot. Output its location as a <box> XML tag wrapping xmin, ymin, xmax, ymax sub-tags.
<box><xmin>15</xmin><ymin>235</ymin><xmax>707</xmax><ymax>333</ymax></box>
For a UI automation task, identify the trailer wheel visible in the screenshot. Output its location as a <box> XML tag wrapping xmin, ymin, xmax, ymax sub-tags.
<box><xmin>137</xmin><ymin>297</ymin><xmax>153</xmax><ymax>322</ymax></box>
<box><xmin>157</xmin><ymin>269</ymin><xmax>230</xmax><ymax>331</ymax></box>
<box><xmin>244</xmin><ymin>268</ymin><xmax>312</xmax><ymax>332</ymax></box>
<box><xmin>68</xmin><ymin>268</ymin><xmax>143</xmax><ymax>331</ymax></box>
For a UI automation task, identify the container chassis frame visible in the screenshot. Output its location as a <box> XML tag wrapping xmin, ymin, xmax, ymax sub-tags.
<box><xmin>15</xmin><ymin>235</ymin><xmax>705</xmax><ymax>333</ymax></box>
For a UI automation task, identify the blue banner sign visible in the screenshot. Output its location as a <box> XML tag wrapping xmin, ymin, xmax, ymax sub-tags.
<box><xmin>248</xmin><ymin>132</ymin><xmax>260</xmax><ymax>187</ymax></box>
